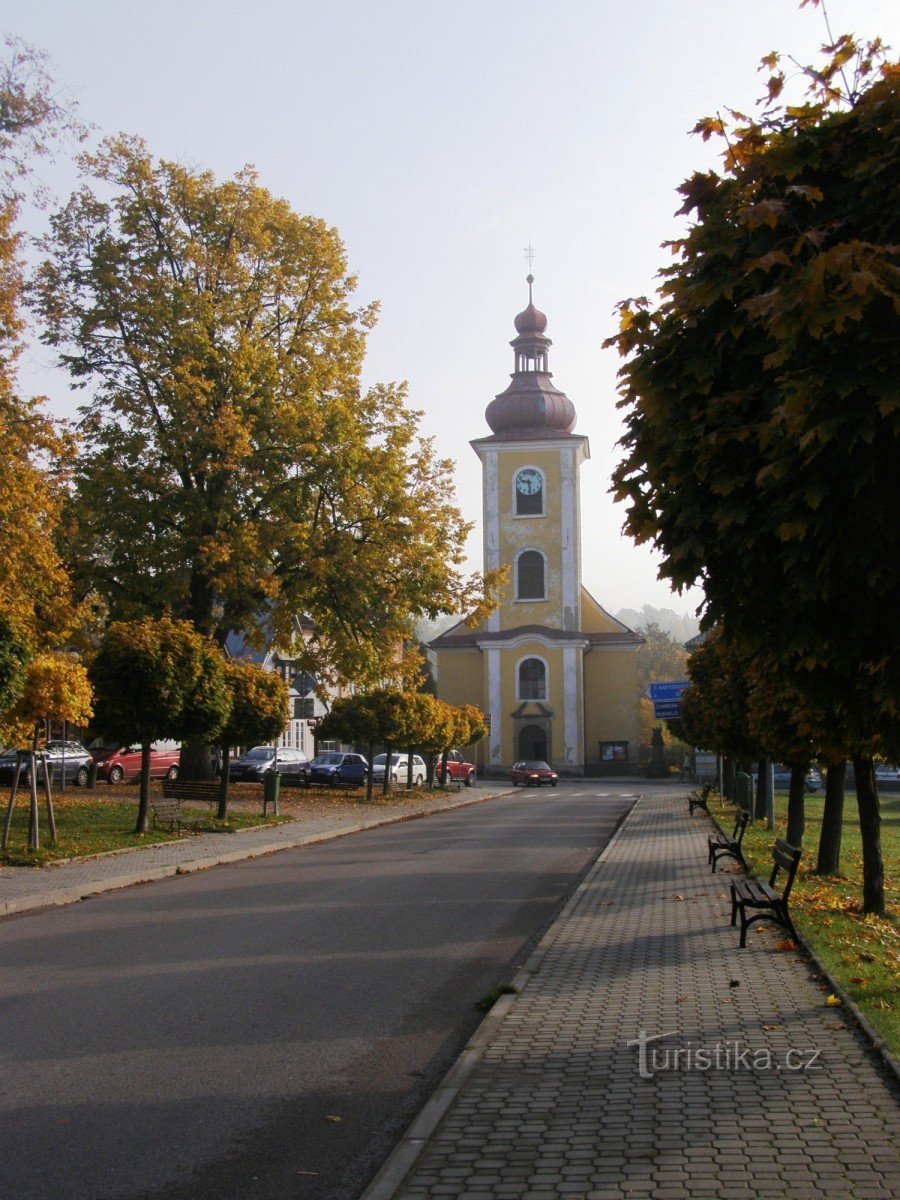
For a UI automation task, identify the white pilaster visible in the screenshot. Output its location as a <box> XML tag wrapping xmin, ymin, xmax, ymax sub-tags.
<box><xmin>487</xmin><ymin>647</ymin><xmax>502</xmax><ymax>765</ymax></box>
<box><xmin>563</xmin><ymin>645</ymin><xmax>579</xmax><ymax>767</ymax></box>
<box><xmin>561</xmin><ymin>447</ymin><xmax>578</xmax><ymax>630</ymax></box>
<box><xmin>484</xmin><ymin>451</ymin><xmax>500</xmax><ymax>633</ymax></box>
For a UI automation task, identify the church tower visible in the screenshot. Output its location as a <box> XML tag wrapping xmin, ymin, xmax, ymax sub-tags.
<box><xmin>431</xmin><ymin>277</ymin><xmax>642</xmax><ymax>777</ymax></box>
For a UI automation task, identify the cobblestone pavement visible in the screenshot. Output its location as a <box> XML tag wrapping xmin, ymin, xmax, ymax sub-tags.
<box><xmin>0</xmin><ymin>786</ymin><xmax>506</xmax><ymax>917</ymax></box>
<box><xmin>372</xmin><ymin>792</ymin><xmax>900</xmax><ymax>1200</ymax></box>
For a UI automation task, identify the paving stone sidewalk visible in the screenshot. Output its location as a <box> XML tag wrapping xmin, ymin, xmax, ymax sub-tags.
<box><xmin>372</xmin><ymin>792</ymin><xmax>900</xmax><ymax>1200</ymax></box>
<box><xmin>0</xmin><ymin>786</ymin><xmax>503</xmax><ymax>917</ymax></box>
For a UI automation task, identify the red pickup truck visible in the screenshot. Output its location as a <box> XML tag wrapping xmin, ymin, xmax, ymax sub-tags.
<box><xmin>439</xmin><ymin>749</ymin><xmax>477</xmax><ymax>786</ymax></box>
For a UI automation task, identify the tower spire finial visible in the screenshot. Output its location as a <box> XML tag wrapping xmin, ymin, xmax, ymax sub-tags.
<box><xmin>524</xmin><ymin>242</ymin><xmax>535</xmax><ymax>290</ymax></box>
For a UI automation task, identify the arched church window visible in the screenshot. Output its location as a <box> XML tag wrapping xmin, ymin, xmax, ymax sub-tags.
<box><xmin>518</xmin><ymin>657</ymin><xmax>547</xmax><ymax>700</ymax></box>
<box><xmin>514</xmin><ymin>467</ymin><xmax>544</xmax><ymax>516</ymax></box>
<box><xmin>516</xmin><ymin>550</ymin><xmax>546</xmax><ymax>600</ymax></box>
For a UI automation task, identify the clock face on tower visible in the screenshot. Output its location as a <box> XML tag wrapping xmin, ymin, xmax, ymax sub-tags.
<box><xmin>515</xmin><ymin>468</ymin><xmax>542</xmax><ymax>496</ymax></box>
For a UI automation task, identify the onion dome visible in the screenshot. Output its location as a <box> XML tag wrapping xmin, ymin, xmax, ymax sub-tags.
<box><xmin>514</xmin><ymin>275</ymin><xmax>548</xmax><ymax>335</ymax></box>
<box><xmin>484</xmin><ymin>275</ymin><xmax>577</xmax><ymax>438</ymax></box>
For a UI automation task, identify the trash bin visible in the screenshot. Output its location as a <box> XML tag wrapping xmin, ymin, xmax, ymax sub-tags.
<box><xmin>735</xmin><ymin>770</ymin><xmax>752</xmax><ymax>813</ymax></box>
<box><xmin>263</xmin><ymin>771</ymin><xmax>280</xmax><ymax>815</ymax></box>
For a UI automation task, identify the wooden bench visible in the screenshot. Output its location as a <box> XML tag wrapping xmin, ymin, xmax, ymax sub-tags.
<box><xmin>708</xmin><ymin>809</ymin><xmax>749</xmax><ymax>873</ymax></box>
<box><xmin>150</xmin><ymin>798</ymin><xmax>204</xmax><ymax>834</ymax></box>
<box><xmin>688</xmin><ymin>783</ymin><xmax>711</xmax><ymax>815</ymax></box>
<box><xmin>730</xmin><ymin>839</ymin><xmax>802</xmax><ymax>948</ymax></box>
<box><xmin>158</xmin><ymin>779</ymin><xmax>221</xmax><ymax>831</ymax></box>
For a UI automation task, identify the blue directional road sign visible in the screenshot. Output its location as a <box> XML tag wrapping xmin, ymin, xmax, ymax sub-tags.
<box><xmin>646</xmin><ymin>681</ymin><xmax>690</xmax><ymax>702</ymax></box>
<box><xmin>645</xmin><ymin>681</ymin><xmax>690</xmax><ymax>720</ymax></box>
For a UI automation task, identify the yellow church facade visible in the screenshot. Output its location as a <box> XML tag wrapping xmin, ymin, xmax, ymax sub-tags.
<box><xmin>431</xmin><ymin>277</ymin><xmax>643</xmax><ymax>777</ymax></box>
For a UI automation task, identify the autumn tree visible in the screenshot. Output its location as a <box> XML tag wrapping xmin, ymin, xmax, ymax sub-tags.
<box><xmin>89</xmin><ymin>617</ymin><xmax>230</xmax><ymax>832</ymax></box>
<box><xmin>0</xmin><ymin>40</ymin><xmax>83</xmax><ymax>692</ymax></box>
<box><xmin>607</xmin><ymin>23</ymin><xmax>898</xmax><ymax>912</ymax></box>
<box><xmin>0</xmin><ymin>650</ymin><xmax>92</xmax><ymax>850</ymax></box>
<box><xmin>34</xmin><ymin>136</ymin><xmax>498</xmax><ymax>779</ymax></box>
<box><xmin>217</xmin><ymin>659</ymin><xmax>289</xmax><ymax>819</ymax></box>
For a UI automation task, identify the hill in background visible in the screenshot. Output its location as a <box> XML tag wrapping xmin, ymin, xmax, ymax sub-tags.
<box><xmin>615</xmin><ymin>605</ymin><xmax>700</xmax><ymax>645</ymax></box>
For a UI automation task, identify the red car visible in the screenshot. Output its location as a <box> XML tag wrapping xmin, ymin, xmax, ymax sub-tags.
<box><xmin>510</xmin><ymin>760</ymin><xmax>558</xmax><ymax>787</ymax></box>
<box><xmin>90</xmin><ymin>744</ymin><xmax>180</xmax><ymax>785</ymax></box>
<box><xmin>439</xmin><ymin>749</ymin><xmax>477</xmax><ymax>786</ymax></box>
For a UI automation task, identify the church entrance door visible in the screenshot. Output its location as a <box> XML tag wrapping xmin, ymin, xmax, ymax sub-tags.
<box><xmin>519</xmin><ymin>724</ymin><xmax>548</xmax><ymax>762</ymax></box>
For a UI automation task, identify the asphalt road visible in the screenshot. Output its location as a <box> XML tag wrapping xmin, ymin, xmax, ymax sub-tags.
<box><xmin>0</xmin><ymin>786</ymin><xmax>635</xmax><ymax>1200</ymax></box>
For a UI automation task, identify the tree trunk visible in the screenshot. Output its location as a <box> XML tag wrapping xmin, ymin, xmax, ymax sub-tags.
<box><xmin>786</xmin><ymin>766</ymin><xmax>805</xmax><ymax>847</ymax></box>
<box><xmin>179</xmin><ymin>742</ymin><xmax>216</xmax><ymax>781</ymax></box>
<box><xmin>815</xmin><ymin>760</ymin><xmax>845</xmax><ymax>876</ymax></box>
<box><xmin>853</xmin><ymin>755</ymin><xmax>884</xmax><ymax>916</ymax></box>
<box><xmin>217</xmin><ymin>741</ymin><xmax>231</xmax><ymax>821</ymax></box>
<box><xmin>439</xmin><ymin>749</ymin><xmax>449</xmax><ymax>786</ymax></box>
<box><xmin>406</xmin><ymin>750</ymin><xmax>414</xmax><ymax>790</ymax></box>
<box><xmin>382</xmin><ymin>742</ymin><xmax>392</xmax><ymax>796</ymax></box>
<box><xmin>365</xmin><ymin>742</ymin><xmax>374</xmax><ymax>802</ymax></box>
<box><xmin>135</xmin><ymin>740</ymin><xmax>152</xmax><ymax>834</ymax></box>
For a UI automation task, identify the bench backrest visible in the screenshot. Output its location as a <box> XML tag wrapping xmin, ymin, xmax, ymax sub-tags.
<box><xmin>769</xmin><ymin>839</ymin><xmax>802</xmax><ymax>899</ymax></box>
<box><xmin>162</xmin><ymin>780</ymin><xmax>220</xmax><ymax>802</ymax></box>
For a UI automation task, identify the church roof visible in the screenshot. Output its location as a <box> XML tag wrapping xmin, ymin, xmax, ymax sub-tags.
<box><xmin>483</xmin><ymin>275</ymin><xmax>578</xmax><ymax>440</ymax></box>
<box><xmin>429</xmin><ymin>622</ymin><xmax>643</xmax><ymax>650</ymax></box>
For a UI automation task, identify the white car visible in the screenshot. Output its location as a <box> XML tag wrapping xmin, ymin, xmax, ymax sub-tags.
<box><xmin>372</xmin><ymin>753</ymin><xmax>426</xmax><ymax>786</ymax></box>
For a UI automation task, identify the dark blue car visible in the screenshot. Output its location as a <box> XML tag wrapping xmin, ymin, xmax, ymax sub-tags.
<box><xmin>308</xmin><ymin>752</ymin><xmax>368</xmax><ymax>786</ymax></box>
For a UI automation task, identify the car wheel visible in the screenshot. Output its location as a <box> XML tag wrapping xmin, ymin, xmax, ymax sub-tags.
<box><xmin>75</xmin><ymin>766</ymin><xmax>89</xmax><ymax>787</ymax></box>
<box><xmin>552</xmin><ymin>782</ymin><xmax>558</xmax><ymax>788</ymax></box>
<box><xmin>465</xmin><ymin>769</ymin><xmax>476</xmax><ymax>787</ymax></box>
<box><xmin>391</xmin><ymin>773</ymin><xmax>398</xmax><ymax>784</ymax></box>
<box><xmin>165</xmin><ymin>765</ymin><xmax>179</xmax><ymax>782</ymax></box>
<box><xmin>414</xmin><ymin>774</ymin><xmax>424</xmax><ymax>786</ymax></box>
<box><xmin>360</xmin><ymin>772</ymin><xmax>368</xmax><ymax>786</ymax></box>
<box><xmin>108</xmin><ymin>765</ymin><xmax>124</xmax><ymax>785</ymax></box>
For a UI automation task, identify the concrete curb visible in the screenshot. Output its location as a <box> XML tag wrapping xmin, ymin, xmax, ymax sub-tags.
<box><xmin>358</xmin><ymin>790</ymin><xmax>645</xmax><ymax>1200</ymax></box>
<box><xmin>0</xmin><ymin>787</ymin><xmax>514</xmax><ymax>918</ymax></box>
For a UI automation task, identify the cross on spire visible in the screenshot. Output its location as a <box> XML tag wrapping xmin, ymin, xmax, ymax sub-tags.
<box><xmin>524</xmin><ymin>243</ymin><xmax>536</xmax><ymax>273</ymax></box>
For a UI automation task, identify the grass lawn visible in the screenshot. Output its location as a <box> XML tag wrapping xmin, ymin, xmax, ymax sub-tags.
<box><xmin>0</xmin><ymin>784</ymin><xmax>291</xmax><ymax>866</ymax></box>
<box><xmin>0</xmin><ymin>777</ymin><xmax>454</xmax><ymax>867</ymax></box>
<box><xmin>708</xmin><ymin>787</ymin><xmax>899</xmax><ymax>1058</ymax></box>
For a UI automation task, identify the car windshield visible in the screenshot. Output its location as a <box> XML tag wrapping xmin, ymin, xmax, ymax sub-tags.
<box><xmin>373</xmin><ymin>754</ymin><xmax>400</xmax><ymax>765</ymax></box>
<box><xmin>521</xmin><ymin>761</ymin><xmax>551</xmax><ymax>771</ymax></box>
<box><xmin>313</xmin><ymin>753</ymin><xmax>343</xmax><ymax>765</ymax></box>
<box><xmin>244</xmin><ymin>748</ymin><xmax>275</xmax><ymax>760</ymax></box>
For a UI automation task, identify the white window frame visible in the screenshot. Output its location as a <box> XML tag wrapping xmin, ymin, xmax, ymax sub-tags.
<box><xmin>515</xmin><ymin>548</ymin><xmax>548</xmax><ymax>601</ymax></box>
<box><xmin>517</xmin><ymin>654</ymin><xmax>549</xmax><ymax>702</ymax></box>
<box><xmin>512</xmin><ymin>465</ymin><xmax>546</xmax><ymax>518</ymax></box>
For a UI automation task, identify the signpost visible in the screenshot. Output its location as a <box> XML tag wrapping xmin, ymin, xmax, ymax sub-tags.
<box><xmin>645</xmin><ymin>681</ymin><xmax>690</xmax><ymax>721</ymax></box>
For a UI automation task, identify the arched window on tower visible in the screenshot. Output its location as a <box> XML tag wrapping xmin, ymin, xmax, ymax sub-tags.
<box><xmin>516</xmin><ymin>550</ymin><xmax>546</xmax><ymax>600</ymax></box>
<box><xmin>518</xmin><ymin>657</ymin><xmax>547</xmax><ymax>701</ymax></box>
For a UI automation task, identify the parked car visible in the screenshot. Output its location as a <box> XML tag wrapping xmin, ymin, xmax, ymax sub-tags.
<box><xmin>308</xmin><ymin>752</ymin><xmax>369</xmax><ymax>786</ymax></box>
<box><xmin>372</xmin><ymin>753</ymin><xmax>427</xmax><ymax>786</ymax></box>
<box><xmin>510</xmin><ymin>760</ymin><xmax>558</xmax><ymax>787</ymax></box>
<box><xmin>0</xmin><ymin>740</ymin><xmax>92</xmax><ymax>786</ymax></box>
<box><xmin>90</xmin><ymin>744</ymin><xmax>181</xmax><ymax>785</ymax></box>
<box><xmin>229</xmin><ymin>746</ymin><xmax>310</xmax><ymax>784</ymax></box>
<box><xmin>874</xmin><ymin>764</ymin><xmax>900</xmax><ymax>782</ymax></box>
<box><xmin>438</xmin><ymin>749</ymin><xmax>477</xmax><ymax>786</ymax></box>
<box><xmin>752</xmin><ymin>765</ymin><xmax>821</xmax><ymax>792</ymax></box>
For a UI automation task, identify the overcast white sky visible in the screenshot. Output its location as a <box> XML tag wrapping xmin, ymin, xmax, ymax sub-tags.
<box><xmin>7</xmin><ymin>0</ymin><xmax>898</xmax><ymax>618</ymax></box>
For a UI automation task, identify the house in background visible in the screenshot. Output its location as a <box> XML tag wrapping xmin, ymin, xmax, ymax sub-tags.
<box><xmin>224</xmin><ymin>617</ymin><xmax>342</xmax><ymax>755</ymax></box>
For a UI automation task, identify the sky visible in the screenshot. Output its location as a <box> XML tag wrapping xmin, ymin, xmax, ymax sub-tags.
<box><xmin>7</xmin><ymin>0</ymin><xmax>898</xmax><ymax>620</ymax></box>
